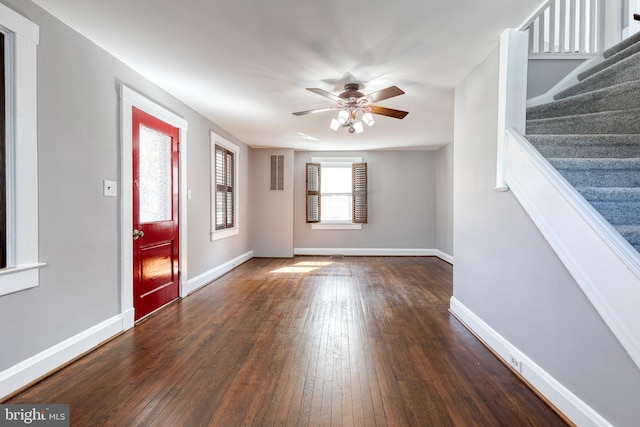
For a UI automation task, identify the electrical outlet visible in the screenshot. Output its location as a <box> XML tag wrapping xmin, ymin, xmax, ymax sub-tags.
<box><xmin>103</xmin><ymin>180</ymin><xmax>117</xmax><ymax>197</ymax></box>
<box><xmin>509</xmin><ymin>353</ymin><xmax>522</xmax><ymax>373</ymax></box>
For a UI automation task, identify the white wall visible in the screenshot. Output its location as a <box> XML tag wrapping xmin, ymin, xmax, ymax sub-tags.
<box><xmin>251</xmin><ymin>148</ymin><xmax>294</xmax><ymax>257</ymax></box>
<box><xmin>435</xmin><ymin>143</ymin><xmax>453</xmax><ymax>259</ymax></box>
<box><xmin>527</xmin><ymin>58</ymin><xmax>585</xmax><ymax>98</ymax></box>
<box><xmin>453</xmin><ymin>43</ymin><xmax>640</xmax><ymax>426</ymax></box>
<box><xmin>293</xmin><ymin>150</ymin><xmax>436</xmax><ymax>254</ymax></box>
<box><xmin>0</xmin><ymin>0</ymin><xmax>251</xmax><ymax>383</ymax></box>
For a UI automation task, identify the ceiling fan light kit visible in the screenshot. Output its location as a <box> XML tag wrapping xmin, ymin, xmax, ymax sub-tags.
<box><xmin>293</xmin><ymin>83</ymin><xmax>408</xmax><ymax>134</ymax></box>
<box><xmin>362</xmin><ymin>112</ymin><xmax>375</xmax><ymax>126</ymax></box>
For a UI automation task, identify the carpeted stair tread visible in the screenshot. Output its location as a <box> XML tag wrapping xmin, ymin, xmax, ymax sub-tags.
<box><xmin>603</xmin><ymin>30</ymin><xmax>640</xmax><ymax>58</ymax></box>
<box><xmin>527</xmin><ymin>81</ymin><xmax>640</xmax><ymax>120</ymax></box>
<box><xmin>548</xmin><ymin>158</ymin><xmax>640</xmax><ymax>187</ymax></box>
<box><xmin>526</xmin><ymin>109</ymin><xmax>640</xmax><ymax>135</ymax></box>
<box><xmin>614</xmin><ymin>225</ymin><xmax>640</xmax><ymax>246</ymax></box>
<box><xmin>528</xmin><ymin>134</ymin><xmax>640</xmax><ymax>158</ymax></box>
<box><xmin>524</xmin><ymin>32</ymin><xmax>640</xmax><ymax>254</ymax></box>
<box><xmin>554</xmin><ymin>51</ymin><xmax>640</xmax><ymax>100</ymax></box>
<box><xmin>587</xmin><ymin>200</ymin><xmax>640</xmax><ymax>224</ymax></box>
<box><xmin>548</xmin><ymin>157</ymin><xmax>640</xmax><ymax>170</ymax></box>
<box><xmin>577</xmin><ymin>186</ymin><xmax>640</xmax><ymax>201</ymax></box>
<box><xmin>579</xmin><ymin>42</ymin><xmax>640</xmax><ymax>80</ymax></box>
<box><xmin>578</xmin><ymin>188</ymin><xmax>640</xmax><ymax>225</ymax></box>
<box><xmin>613</xmin><ymin>225</ymin><xmax>640</xmax><ymax>251</ymax></box>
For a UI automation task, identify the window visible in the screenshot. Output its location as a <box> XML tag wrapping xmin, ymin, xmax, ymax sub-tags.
<box><xmin>210</xmin><ymin>131</ymin><xmax>239</xmax><ymax>240</ymax></box>
<box><xmin>320</xmin><ymin>164</ymin><xmax>352</xmax><ymax>221</ymax></box>
<box><xmin>215</xmin><ymin>145</ymin><xmax>234</xmax><ymax>229</ymax></box>
<box><xmin>0</xmin><ymin>4</ymin><xmax>43</xmax><ymax>297</ymax></box>
<box><xmin>306</xmin><ymin>157</ymin><xmax>367</xmax><ymax>229</ymax></box>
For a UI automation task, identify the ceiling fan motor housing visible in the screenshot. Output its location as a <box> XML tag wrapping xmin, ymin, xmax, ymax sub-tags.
<box><xmin>339</xmin><ymin>83</ymin><xmax>365</xmax><ymax>100</ymax></box>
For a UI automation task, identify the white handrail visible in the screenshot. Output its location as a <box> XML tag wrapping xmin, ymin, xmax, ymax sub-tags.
<box><xmin>525</xmin><ymin>0</ymin><xmax>605</xmax><ymax>54</ymax></box>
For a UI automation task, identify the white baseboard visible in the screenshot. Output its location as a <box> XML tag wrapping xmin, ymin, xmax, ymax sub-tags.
<box><xmin>294</xmin><ymin>248</ymin><xmax>453</xmax><ymax>264</ymax></box>
<box><xmin>434</xmin><ymin>250</ymin><xmax>453</xmax><ymax>264</ymax></box>
<box><xmin>449</xmin><ymin>297</ymin><xmax>612</xmax><ymax>427</ymax></box>
<box><xmin>294</xmin><ymin>248</ymin><xmax>438</xmax><ymax>257</ymax></box>
<box><xmin>183</xmin><ymin>250</ymin><xmax>253</xmax><ymax>296</ymax></box>
<box><xmin>0</xmin><ymin>314</ymin><xmax>124</xmax><ymax>400</ymax></box>
<box><xmin>122</xmin><ymin>307</ymin><xmax>135</xmax><ymax>331</ymax></box>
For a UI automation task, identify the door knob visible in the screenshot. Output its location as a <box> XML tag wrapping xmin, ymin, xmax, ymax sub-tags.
<box><xmin>132</xmin><ymin>229</ymin><xmax>145</xmax><ymax>240</ymax></box>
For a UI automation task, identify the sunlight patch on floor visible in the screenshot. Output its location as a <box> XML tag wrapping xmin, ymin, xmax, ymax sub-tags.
<box><xmin>271</xmin><ymin>261</ymin><xmax>333</xmax><ymax>273</ymax></box>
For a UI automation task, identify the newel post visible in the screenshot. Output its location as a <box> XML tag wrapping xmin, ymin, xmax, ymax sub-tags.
<box><xmin>495</xmin><ymin>28</ymin><xmax>529</xmax><ymax>191</ymax></box>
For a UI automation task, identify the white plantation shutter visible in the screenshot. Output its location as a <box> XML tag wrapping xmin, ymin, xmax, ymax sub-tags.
<box><xmin>215</xmin><ymin>145</ymin><xmax>235</xmax><ymax>230</ymax></box>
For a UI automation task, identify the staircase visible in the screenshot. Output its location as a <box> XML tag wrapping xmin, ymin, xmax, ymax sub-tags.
<box><xmin>526</xmin><ymin>31</ymin><xmax>640</xmax><ymax>253</ymax></box>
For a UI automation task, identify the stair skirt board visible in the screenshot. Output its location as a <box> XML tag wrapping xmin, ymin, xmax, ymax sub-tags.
<box><xmin>502</xmin><ymin>30</ymin><xmax>640</xmax><ymax>426</ymax></box>
<box><xmin>504</xmin><ymin>130</ymin><xmax>640</xmax><ymax>373</ymax></box>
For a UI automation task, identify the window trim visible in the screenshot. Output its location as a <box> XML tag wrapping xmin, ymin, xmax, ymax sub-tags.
<box><xmin>309</xmin><ymin>157</ymin><xmax>364</xmax><ymax>230</ymax></box>
<box><xmin>210</xmin><ymin>131</ymin><xmax>239</xmax><ymax>241</ymax></box>
<box><xmin>0</xmin><ymin>4</ymin><xmax>45</xmax><ymax>297</ymax></box>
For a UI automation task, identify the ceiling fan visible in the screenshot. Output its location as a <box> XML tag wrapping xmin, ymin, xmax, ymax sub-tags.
<box><xmin>293</xmin><ymin>83</ymin><xmax>409</xmax><ymax>134</ymax></box>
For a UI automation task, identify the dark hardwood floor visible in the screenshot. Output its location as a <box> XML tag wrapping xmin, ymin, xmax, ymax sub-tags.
<box><xmin>6</xmin><ymin>257</ymin><xmax>568</xmax><ymax>426</ymax></box>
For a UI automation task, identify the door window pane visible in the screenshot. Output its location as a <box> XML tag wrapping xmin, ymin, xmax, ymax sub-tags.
<box><xmin>139</xmin><ymin>124</ymin><xmax>172</xmax><ymax>223</ymax></box>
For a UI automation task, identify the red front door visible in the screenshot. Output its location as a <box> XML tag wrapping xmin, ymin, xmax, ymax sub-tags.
<box><xmin>132</xmin><ymin>107</ymin><xmax>180</xmax><ymax>321</ymax></box>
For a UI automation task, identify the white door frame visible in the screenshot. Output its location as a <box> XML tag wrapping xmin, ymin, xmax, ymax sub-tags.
<box><xmin>119</xmin><ymin>85</ymin><xmax>188</xmax><ymax>330</ymax></box>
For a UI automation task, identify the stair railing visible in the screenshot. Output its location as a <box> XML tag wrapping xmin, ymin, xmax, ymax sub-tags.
<box><xmin>524</xmin><ymin>0</ymin><xmax>605</xmax><ymax>55</ymax></box>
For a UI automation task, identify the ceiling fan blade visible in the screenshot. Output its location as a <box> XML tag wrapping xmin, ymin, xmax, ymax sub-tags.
<box><xmin>369</xmin><ymin>105</ymin><xmax>409</xmax><ymax>119</ymax></box>
<box><xmin>306</xmin><ymin>87</ymin><xmax>343</xmax><ymax>102</ymax></box>
<box><xmin>292</xmin><ymin>107</ymin><xmax>340</xmax><ymax>116</ymax></box>
<box><xmin>364</xmin><ymin>86</ymin><xmax>405</xmax><ymax>103</ymax></box>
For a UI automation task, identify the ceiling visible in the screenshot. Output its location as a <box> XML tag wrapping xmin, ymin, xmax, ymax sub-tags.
<box><xmin>31</xmin><ymin>0</ymin><xmax>542</xmax><ymax>151</ymax></box>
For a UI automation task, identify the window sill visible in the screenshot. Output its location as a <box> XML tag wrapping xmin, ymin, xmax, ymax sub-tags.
<box><xmin>311</xmin><ymin>223</ymin><xmax>362</xmax><ymax>230</ymax></box>
<box><xmin>210</xmin><ymin>227</ymin><xmax>240</xmax><ymax>241</ymax></box>
<box><xmin>0</xmin><ymin>263</ymin><xmax>47</xmax><ymax>297</ymax></box>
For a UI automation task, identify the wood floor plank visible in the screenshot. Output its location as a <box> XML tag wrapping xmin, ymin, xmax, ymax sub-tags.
<box><xmin>5</xmin><ymin>257</ymin><xmax>569</xmax><ymax>426</ymax></box>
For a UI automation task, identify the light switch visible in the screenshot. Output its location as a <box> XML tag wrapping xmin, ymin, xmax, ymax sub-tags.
<box><xmin>187</xmin><ymin>189</ymin><xmax>192</xmax><ymax>200</ymax></box>
<box><xmin>103</xmin><ymin>180</ymin><xmax>117</xmax><ymax>197</ymax></box>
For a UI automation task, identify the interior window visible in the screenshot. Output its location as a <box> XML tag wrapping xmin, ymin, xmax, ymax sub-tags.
<box><xmin>214</xmin><ymin>144</ymin><xmax>235</xmax><ymax>230</ymax></box>
<box><xmin>306</xmin><ymin>159</ymin><xmax>367</xmax><ymax>225</ymax></box>
<box><xmin>0</xmin><ymin>33</ymin><xmax>6</xmax><ymax>268</ymax></box>
<box><xmin>0</xmin><ymin>3</ymin><xmax>44</xmax><ymax>296</ymax></box>
<box><xmin>210</xmin><ymin>131</ymin><xmax>239</xmax><ymax>241</ymax></box>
